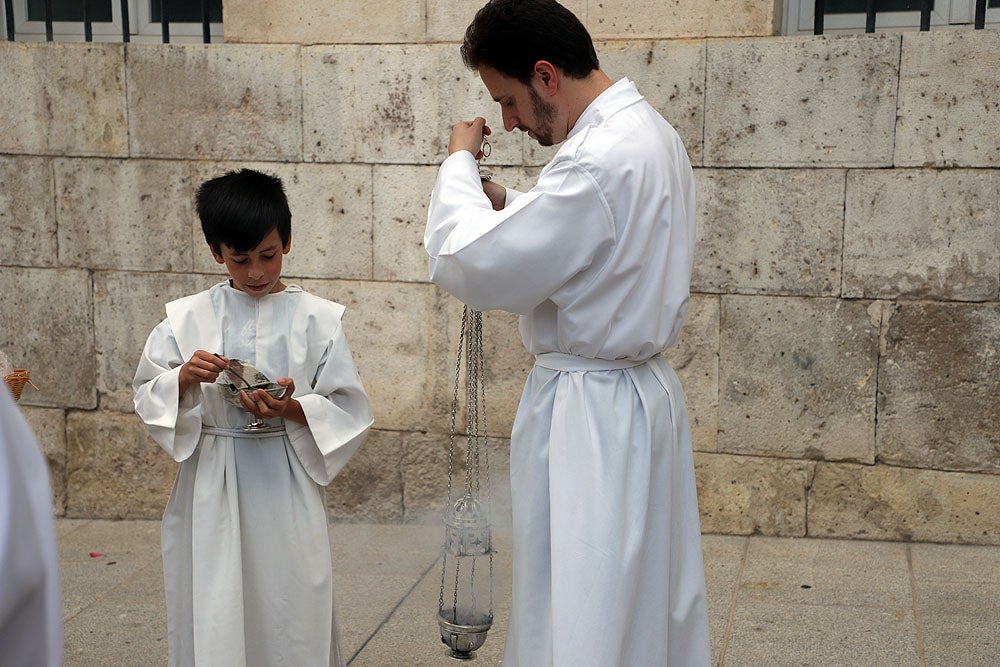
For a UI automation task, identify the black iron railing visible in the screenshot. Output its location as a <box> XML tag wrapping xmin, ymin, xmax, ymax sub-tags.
<box><xmin>3</xmin><ymin>0</ymin><xmax>217</xmax><ymax>43</ymax></box>
<box><xmin>815</xmin><ymin>0</ymin><xmax>992</xmax><ymax>33</ymax></box>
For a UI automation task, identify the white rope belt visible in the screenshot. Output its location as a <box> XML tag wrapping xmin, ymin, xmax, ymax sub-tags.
<box><xmin>201</xmin><ymin>426</ymin><xmax>287</xmax><ymax>439</ymax></box>
<box><xmin>533</xmin><ymin>352</ymin><xmax>649</xmax><ymax>372</ymax></box>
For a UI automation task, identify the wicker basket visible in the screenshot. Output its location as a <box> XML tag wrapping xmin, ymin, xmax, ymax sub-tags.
<box><xmin>4</xmin><ymin>369</ymin><xmax>35</xmax><ymax>402</ymax></box>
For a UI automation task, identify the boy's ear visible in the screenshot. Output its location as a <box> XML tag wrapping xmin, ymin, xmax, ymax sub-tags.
<box><xmin>282</xmin><ymin>233</ymin><xmax>292</xmax><ymax>254</ymax></box>
<box><xmin>210</xmin><ymin>245</ymin><xmax>226</xmax><ymax>264</ymax></box>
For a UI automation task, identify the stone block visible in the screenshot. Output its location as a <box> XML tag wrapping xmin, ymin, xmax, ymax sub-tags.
<box><xmin>719</xmin><ymin>296</ymin><xmax>878</xmax><ymax>463</ymax></box>
<box><xmin>0</xmin><ymin>267</ymin><xmax>95</xmax><ymax>409</ymax></box>
<box><xmin>427</xmin><ymin>0</ymin><xmax>585</xmax><ymax>42</ymax></box>
<box><xmin>694</xmin><ymin>169</ymin><xmax>845</xmax><ymax>296</ymax></box>
<box><xmin>55</xmin><ymin>158</ymin><xmax>195</xmax><ymax>272</ymax></box>
<box><xmin>0</xmin><ymin>156</ymin><xmax>57</xmax><ymax>267</ymax></box>
<box><xmin>590</xmin><ymin>0</ymin><xmax>778</xmax><ymax>38</ymax></box>
<box><xmin>895</xmin><ymin>30</ymin><xmax>1000</xmax><ymax>167</ymax></box>
<box><xmin>189</xmin><ymin>162</ymin><xmax>374</xmax><ymax>280</ymax></box>
<box><xmin>402</xmin><ymin>429</ymin><xmax>512</xmax><ymax>527</ymax></box>
<box><xmin>877</xmin><ymin>302</ymin><xmax>1000</xmax><ymax>474</ymax></box>
<box><xmin>598</xmin><ymin>40</ymin><xmax>706</xmax><ymax>164</ymax></box>
<box><xmin>694</xmin><ymin>452</ymin><xmax>814</xmax><ymax>537</ymax></box>
<box><xmin>844</xmin><ymin>169</ymin><xmax>1000</xmax><ymax>301</ymax></box>
<box><xmin>327</xmin><ymin>429</ymin><xmax>403</xmax><ymax>521</ymax></box>
<box><xmin>298</xmin><ymin>280</ymin><xmax>454</xmax><ymax>433</ymax></box>
<box><xmin>127</xmin><ymin>44</ymin><xmax>302</xmax><ymax>161</ymax></box>
<box><xmin>373</xmin><ymin>165</ymin><xmax>438</xmax><ymax>283</ymax></box>
<box><xmin>66</xmin><ymin>410</ymin><xmax>175</xmax><ymax>519</ymax></box>
<box><xmin>21</xmin><ymin>407</ymin><xmax>67</xmax><ymax>515</ymax></box>
<box><xmin>705</xmin><ymin>34</ymin><xmax>899</xmax><ymax>166</ymax></box>
<box><xmin>224</xmin><ymin>0</ymin><xmax>426</xmax><ymax>44</ymax></box>
<box><xmin>0</xmin><ymin>42</ymin><xmax>127</xmax><ymax>157</ymax></box>
<box><xmin>664</xmin><ymin>294</ymin><xmax>720</xmax><ymax>453</ymax></box>
<box><xmin>303</xmin><ymin>44</ymin><xmax>503</xmax><ymax>165</ymax></box>
<box><xmin>94</xmin><ymin>271</ymin><xmax>220</xmax><ymax>413</ymax></box>
<box><xmin>808</xmin><ymin>463</ymin><xmax>1000</xmax><ymax>545</ymax></box>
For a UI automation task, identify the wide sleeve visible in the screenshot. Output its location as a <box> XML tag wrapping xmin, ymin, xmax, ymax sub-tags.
<box><xmin>132</xmin><ymin>319</ymin><xmax>205</xmax><ymax>462</ymax></box>
<box><xmin>285</xmin><ymin>298</ymin><xmax>374</xmax><ymax>486</ymax></box>
<box><xmin>425</xmin><ymin>150</ymin><xmax>615</xmax><ymax>315</ymax></box>
<box><xmin>0</xmin><ymin>390</ymin><xmax>63</xmax><ymax>667</ymax></box>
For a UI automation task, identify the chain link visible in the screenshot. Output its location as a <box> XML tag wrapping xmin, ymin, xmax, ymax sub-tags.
<box><xmin>439</xmin><ymin>306</ymin><xmax>468</xmax><ymax>614</ymax></box>
<box><xmin>438</xmin><ymin>306</ymin><xmax>495</xmax><ymax>621</ymax></box>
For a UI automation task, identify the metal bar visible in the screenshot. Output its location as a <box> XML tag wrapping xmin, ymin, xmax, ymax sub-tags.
<box><xmin>83</xmin><ymin>0</ymin><xmax>92</xmax><ymax>41</ymax></box>
<box><xmin>44</xmin><ymin>0</ymin><xmax>53</xmax><ymax>40</ymax></box>
<box><xmin>201</xmin><ymin>0</ymin><xmax>209</xmax><ymax>43</ymax></box>
<box><xmin>121</xmin><ymin>0</ymin><xmax>129</xmax><ymax>41</ymax></box>
<box><xmin>920</xmin><ymin>0</ymin><xmax>931</xmax><ymax>30</ymax></box>
<box><xmin>161</xmin><ymin>0</ymin><xmax>170</xmax><ymax>43</ymax></box>
<box><xmin>865</xmin><ymin>0</ymin><xmax>877</xmax><ymax>32</ymax></box>
<box><xmin>975</xmin><ymin>0</ymin><xmax>987</xmax><ymax>28</ymax></box>
<box><xmin>4</xmin><ymin>0</ymin><xmax>14</xmax><ymax>40</ymax></box>
<box><xmin>814</xmin><ymin>0</ymin><xmax>824</xmax><ymax>34</ymax></box>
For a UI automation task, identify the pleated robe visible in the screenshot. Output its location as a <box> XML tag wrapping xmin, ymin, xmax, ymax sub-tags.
<box><xmin>425</xmin><ymin>78</ymin><xmax>711</xmax><ymax>666</ymax></box>
<box><xmin>133</xmin><ymin>282</ymin><xmax>373</xmax><ymax>667</ymax></box>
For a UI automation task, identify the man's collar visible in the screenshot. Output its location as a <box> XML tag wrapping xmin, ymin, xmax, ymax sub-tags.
<box><xmin>567</xmin><ymin>78</ymin><xmax>642</xmax><ymax>140</ymax></box>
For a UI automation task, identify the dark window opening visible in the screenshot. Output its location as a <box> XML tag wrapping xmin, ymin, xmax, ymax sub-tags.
<box><xmin>151</xmin><ymin>0</ymin><xmax>222</xmax><ymax>23</ymax></box>
<box><xmin>28</xmin><ymin>0</ymin><xmax>113</xmax><ymax>22</ymax></box>
<box><xmin>826</xmin><ymin>1</ymin><xmax>932</xmax><ymax>11</ymax></box>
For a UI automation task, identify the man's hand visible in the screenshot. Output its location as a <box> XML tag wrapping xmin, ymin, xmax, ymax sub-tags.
<box><xmin>238</xmin><ymin>377</ymin><xmax>306</xmax><ymax>425</ymax></box>
<box><xmin>178</xmin><ymin>350</ymin><xmax>228</xmax><ymax>398</ymax></box>
<box><xmin>449</xmin><ymin>117</ymin><xmax>492</xmax><ymax>157</ymax></box>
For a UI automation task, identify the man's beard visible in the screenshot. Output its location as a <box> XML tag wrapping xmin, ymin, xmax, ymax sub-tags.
<box><xmin>526</xmin><ymin>86</ymin><xmax>557</xmax><ymax>146</ymax></box>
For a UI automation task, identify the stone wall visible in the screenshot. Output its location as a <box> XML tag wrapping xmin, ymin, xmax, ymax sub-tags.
<box><xmin>1</xmin><ymin>25</ymin><xmax>998</xmax><ymax>543</ymax></box>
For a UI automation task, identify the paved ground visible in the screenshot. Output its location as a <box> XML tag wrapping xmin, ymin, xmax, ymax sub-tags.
<box><xmin>58</xmin><ymin>519</ymin><xmax>1000</xmax><ymax>666</ymax></box>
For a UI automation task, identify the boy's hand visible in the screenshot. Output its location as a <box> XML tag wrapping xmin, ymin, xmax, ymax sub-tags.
<box><xmin>178</xmin><ymin>350</ymin><xmax>228</xmax><ymax>398</ymax></box>
<box><xmin>238</xmin><ymin>377</ymin><xmax>307</xmax><ymax>425</ymax></box>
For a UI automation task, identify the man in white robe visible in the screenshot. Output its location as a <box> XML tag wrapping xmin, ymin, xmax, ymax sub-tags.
<box><xmin>0</xmin><ymin>386</ymin><xmax>63</xmax><ymax>667</ymax></box>
<box><xmin>424</xmin><ymin>1</ymin><xmax>710</xmax><ymax>664</ymax></box>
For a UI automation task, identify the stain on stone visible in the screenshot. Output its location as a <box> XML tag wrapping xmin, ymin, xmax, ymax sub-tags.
<box><xmin>375</xmin><ymin>82</ymin><xmax>416</xmax><ymax>144</ymax></box>
<box><xmin>792</xmin><ymin>351</ymin><xmax>815</xmax><ymax>371</ymax></box>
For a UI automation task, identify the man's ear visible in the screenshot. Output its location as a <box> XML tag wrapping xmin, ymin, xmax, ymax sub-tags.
<box><xmin>533</xmin><ymin>60</ymin><xmax>559</xmax><ymax>95</ymax></box>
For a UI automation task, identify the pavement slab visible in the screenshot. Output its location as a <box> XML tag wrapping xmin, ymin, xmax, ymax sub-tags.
<box><xmin>56</xmin><ymin>521</ymin><xmax>1000</xmax><ymax>666</ymax></box>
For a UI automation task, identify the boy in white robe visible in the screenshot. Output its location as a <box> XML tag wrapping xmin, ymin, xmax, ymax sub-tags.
<box><xmin>425</xmin><ymin>1</ymin><xmax>710</xmax><ymax>664</ymax></box>
<box><xmin>133</xmin><ymin>169</ymin><xmax>373</xmax><ymax>667</ymax></box>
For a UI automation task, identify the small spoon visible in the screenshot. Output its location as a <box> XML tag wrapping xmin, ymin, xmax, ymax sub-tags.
<box><xmin>213</xmin><ymin>353</ymin><xmax>254</xmax><ymax>390</ymax></box>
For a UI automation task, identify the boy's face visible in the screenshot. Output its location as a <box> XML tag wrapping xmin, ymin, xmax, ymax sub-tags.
<box><xmin>211</xmin><ymin>227</ymin><xmax>291</xmax><ymax>298</ymax></box>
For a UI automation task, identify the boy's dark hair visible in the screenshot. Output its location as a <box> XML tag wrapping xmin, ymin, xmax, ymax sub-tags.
<box><xmin>196</xmin><ymin>169</ymin><xmax>291</xmax><ymax>254</ymax></box>
<box><xmin>461</xmin><ymin>0</ymin><xmax>599</xmax><ymax>84</ymax></box>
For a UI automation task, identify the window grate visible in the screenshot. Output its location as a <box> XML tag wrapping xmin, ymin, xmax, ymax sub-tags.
<box><xmin>4</xmin><ymin>0</ymin><xmax>221</xmax><ymax>42</ymax></box>
<box><xmin>814</xmin><ymin>0</ymin><xmax>992</xmax><ymax>32</ymax></box>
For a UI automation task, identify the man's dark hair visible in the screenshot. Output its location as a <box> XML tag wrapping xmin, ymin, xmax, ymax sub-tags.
<box><xmin>196</xmin><ymin>169</ymin><xmax>291</xmax><ymax>254</ymax></box>
<box><xmin>461</xmin><ymin>0</ymin><xmax>599</xmax><ymax>83</ymax></box>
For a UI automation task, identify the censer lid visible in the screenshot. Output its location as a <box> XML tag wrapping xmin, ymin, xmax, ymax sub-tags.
<box><xmin>447</xmin><ymin>494</ymin><xmax>488</xmax><ymax>524</ymax></box>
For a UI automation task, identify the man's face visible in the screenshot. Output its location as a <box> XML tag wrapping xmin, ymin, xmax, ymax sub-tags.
<box><xmin>479</xmin><ymin>65</ymin><xmax>560</xmax><ymax>147</ymax></box>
